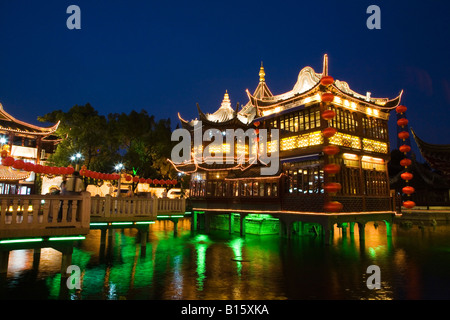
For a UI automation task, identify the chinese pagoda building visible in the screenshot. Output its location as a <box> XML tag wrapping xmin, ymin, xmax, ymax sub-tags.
<box><xmin>0</xmin><ymin>103</ymin><xmax>60</xmax><ymax>194</ymax></box>
<box><xmin>173</xmin><ymin>55</ymin><xmax>402</xmax><ymax>234</ymax></box>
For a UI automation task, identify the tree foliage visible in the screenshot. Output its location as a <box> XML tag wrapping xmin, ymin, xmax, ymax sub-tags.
<box><xmin>38</xmin><ymin>103</ymin><xmax>176</xmax><ymax>179</ymax></box>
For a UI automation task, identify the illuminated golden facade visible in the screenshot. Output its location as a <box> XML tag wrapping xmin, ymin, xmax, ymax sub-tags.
<box><xmin>174</xmin><ymin>55</ymin><xmax>402</xmax><ymax>213</ymax></box>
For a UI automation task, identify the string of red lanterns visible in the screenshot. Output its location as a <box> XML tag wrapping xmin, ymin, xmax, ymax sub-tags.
<box><xmin>1</xmin><ymin>156</ymin><xmax>178</xmax><ymax>186</ymax></box>
<box><xmin>396</xmin><ymin>105</ymin><xmax>415</xmax><ymax>209</ymax></box>
<box><xmin>320</xmin><ymin>75</ymin><xmax>343</xmax><ymax>213</ymax></box>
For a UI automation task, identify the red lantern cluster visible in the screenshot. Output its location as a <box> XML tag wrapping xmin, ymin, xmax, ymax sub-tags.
<box><xmin>320</xmin><ymin>82</ymin><xmax>342</xmax><ymax>213</ymax></box>
<box><xmin>396</xmin><ymin>105</ymin><xmax>414</xmax><ymax>209</ymax></box>
<box><xmin>2</xmin><ymin>157</ymin><xmax>77</xmax><ymax>176</ymax></box>
<box><xmin>1</xmin><ymin>157</ymin><xmax>178</xmax><ymax>187</ymax></box>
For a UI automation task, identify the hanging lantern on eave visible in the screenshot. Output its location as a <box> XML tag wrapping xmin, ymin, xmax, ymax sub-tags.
<box><xmin>402</xmin><ymin>186</ymin><xmax>415</xmax><ymax>195</ymax></box>
<box><xmin>139</xmin><ymin>177</ymin><xmax>146</xmax><ymax>183</ymax></box>
<box><xmin>401</xmin><ymin>172</ymin><xmax>413</xmax><ymax>182</ymax></box>
<box><xmin>397</xmin><ymin>118</ymin><xmax>409</xmax><ymax>127</ymax></box>
<box><xmin>321</xmin><ymin>92</ymin><xmax>334</xmax><ymax>103</ymax></box>
<box><xmin>322</xmin><ymin>127</ymin><xmax>337</xmax><ymax>138</ymax></box>
<box><xmin>399</xmin><ymin>144</ymin><xmax>411</xmax><ymax>154</ymax></box>
<box><xmin>400</xmin><ymin>158</ymin><xmax>412</xmax><ymax>167</ymax></box>
<box><xmin>324</xmin><ymin>163</ymin><xmax>341</xmax><ymax>175</ymax></box>
<box><xmin>398</xmin><ymin>131</ymin><xmax>410</xmax><ymax>141</ymax></box>
<box><xmin>324</xmin><ymin>201</ymin><xmax>343</xmax><ymax>212</ymax></box>
<box><xmin>320</xmin><ymin>76</ymin><xmax>334</xmax><ymax>86</ymax></box>
<box><xmin>321</xmin><ymin>109</ymin><xmax>336</xmax><ymax>121</ymax></box>
<box><xmin>324</xmin><ymin>182</ymin><xmax>342</xmax><ymax>194</ymax></box>
<box><xmin>323</xmin><ymin>145</ymin><xmax>340</xmax><ymax>156</ymax></box>
<box><xmin>402</xmin><ymin>200</ymin><xmax>416</xmax><ymax>209</ymax></box>
<box><xmin>396</xmin><ymin>105</ymin><xmax>407</xmax><ymax>114</ymax></box>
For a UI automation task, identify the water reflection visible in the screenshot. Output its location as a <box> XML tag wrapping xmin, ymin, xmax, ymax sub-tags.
<box><xmin>1</xmin><ymin>218</ymin><xmax>450</xmax><ymax>299</ymax></box>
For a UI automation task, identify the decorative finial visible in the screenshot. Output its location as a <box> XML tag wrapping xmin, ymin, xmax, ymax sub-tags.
<box><xmin>323</xmin><ymin>54</ymin><xmax>328</xmax><ymax>76</ymax></box>
<box><xmin>259</xmin><ymin>62</ymin><xmax>265</xmax><ymax>82</ymax></box>
<box><xmin>220</xmin><ymin>90</ymin><xmax>231</xmax><ymax>109</ymax></box>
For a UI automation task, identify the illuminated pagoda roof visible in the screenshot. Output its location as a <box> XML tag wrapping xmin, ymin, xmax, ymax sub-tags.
<box><xmin>242</xmin><ymin>54</ymin><xmax>403</xmax><ymax>121</ymax></box>
<box><xmin>178</xmin><ymin>91</ymin><xmax>251</xmax><ymax>129</ymax></box>
<box><xmin>0</xmin><ymin>103</ymin><xmax>60</xmax><ymax>136</ymax></box>
<box><xmin>0</xmin><ymin>165</ymin><xmax>31</xmax><ymax>181</ymax></box>
<box><xmin>411</xmin><ymin>128</ymin><xmax>450</xmax><ymax>181</ymax></box>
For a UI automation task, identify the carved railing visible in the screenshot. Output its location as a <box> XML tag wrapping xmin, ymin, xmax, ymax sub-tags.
<box><xmin>0</xmin><ymin>191</ymin><xmax>91</xmax><ymax>238</ymax></box>
<box><xmin>90</xmin><ymin>195</ymin><xmax>157</xmax><ymax>222</ymax></box>
<box><xmin>157</xmin><ymin>198</ymin><xmax>186</xmax><ymax>213</ymax></box>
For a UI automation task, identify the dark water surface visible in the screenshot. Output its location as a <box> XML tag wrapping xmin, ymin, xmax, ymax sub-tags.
<box><xmin>2</xmin><ymin>218</ymin><xmax>450</xmax><ymax>300</ymax></box>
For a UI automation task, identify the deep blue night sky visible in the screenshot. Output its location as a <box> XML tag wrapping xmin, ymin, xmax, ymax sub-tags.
<box><xmin>0</xmin><ymin>1</ymin><xmax>449</xmax><ymax>159</ymax></box>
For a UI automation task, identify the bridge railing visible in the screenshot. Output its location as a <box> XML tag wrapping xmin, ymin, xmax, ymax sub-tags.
<box><xmin>0</xmin><ymin>191</ymin><xmax>91</xmax><ymax>239</ymax></box>
<box><xmin>90</xmin><ymin>195</ymin><xmax>157</xmax><ymax>222</ymax></box>
<box><xmin>157</xmin><ymin>198</ymin><xmax>186</xmax><ymax>213</ymax></box>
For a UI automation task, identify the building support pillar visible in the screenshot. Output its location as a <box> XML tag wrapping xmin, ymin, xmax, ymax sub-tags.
<box><xmin>191</xmin><ymin>211</ymin><xmax>198</xmax><ymax>231</ymax></box>
<box><xmin>171</xmin><ymin>218</ymin><xmax>179</xmax><ymax>237</ymax></box>
<box><xmin>33</xmin><ymin>248</ymin><xmax>41</xmax><ymax>270</ymax></box>
<box><xmin>60</xmin><ymin>246</ymin><xmax>73</xmax><ymax>278</ymax></box>
<box><xmin>358</xmin><ymin>222</ymin><xmax>366</xmax><ymax>241</ymax></box>
<box><xmin>322</xmin><ymin>223</ymin><xmax>333</xmax><ymax>246</ymax></box>
<box><xmin>239</xmin><ymin>213</ymin><xmax>247</xmax><ymax>237</ymax></box>
<box><xmin>228</xmin><ymin>213</ymin><xmax>234</xmax><ymax>234</ymax></box>
<box><xmin>0</xmin><ymin>250</ymin><xmax>10</xmax><ymax>276</ymax></box>
<box><xmin>349</xmin><ymin>222</ymin><xmax>355</xmax><ymax>234</ymax></box>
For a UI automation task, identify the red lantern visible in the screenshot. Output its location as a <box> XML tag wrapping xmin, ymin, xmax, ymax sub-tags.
<box><xmin>402</xmin><ymin>200</ymin><xmax>415</xmax><ymax>209</ymax></box>
<box><xmin>397</xmin><ymin>118</ymin><xmax>408</xmax><ymax>127</ymax></box>
<box><xmin>2</xmin><ymin>156</ymin><xmax>14</xmax><ymax>166</ymax></box>
<box><xmin>320</xmin><ymin>76</ymin><xmax>334</xmax><ymax>86</ymax></box>
<box><xmin>160</xmin><ymin>180</ymin><xmax>166</xmax><ymax>185</ymax></box>
<box><xmin>172</xmin><ymin>179</ymin><xmax>177</xmax><ymax>185</ymax></box>
<box><xmin>402</xmin><ymin>186</ymin><xmax>415</xmax><ymax>195</ymax></box>
<box><xmin>321</xmin><ymin>109</ymin><xmax>336</xmax><ymax>120</ymax></box>
<box><xmin>24</xmin><ymin>162</ymin><xmax>35</xmax><ymax>172</ymax></box>
<box><xmin>323</xmin><ymin>145</ymin><xmax>340</xmax><ymax>156</ymax></box>
<box><xmin>399</xmin><ymin>145</ymin><xmax>411</xmax><ymax>153</ymax></box>
<box><xmin>43</xmin><ymin>166</ymin><xmax>51</xmax><ymax>174</ymax></box>
<box><xmin>0</xmin><ymin>150</ymin><xmax>8</xmax><ymax>158</ymax></box>
<box><xmin>323</xmin><ymin>182</ymin><xmax>342</xmax><ymax>194</ymax></box>
<box><xmin>125</xmin><ymin>175</ymin><xmax>132</xmax><ymax>182</ymax></box>
<box><xmin>401</xmin><ymin>172</ymin><xmax>413</xmax><ymax>181</ymax></box>
<box><xmin>12</xmin><ymin>159</ymin><xmax>25</xmax><ymax>170</ymax></box>
<box><xmin>67</xmin><ymin>166</ymin><xmax>74</xmax><ymax>175</ymax></box>
<box><xmin>165</xmin><ymin>179</ymin><xmax>172</xmax><ymax>185</ymax></box>
<box><xmin>321</xmin><ymin>92</ymin><xmax>334</xmax><ymax>103</ymax></box>
<box><xmin>146</xmin><ymin>178</ymin><xmax>153</xmax><ymax>184</ymax></box>
<box><xmin>396</xmin><ymin>105</ymin><xmax>407</xmax><ymax>114</ymax></box>
<box><xmin>139</xmin><ymin>177</ymin><xmax>146</xmax><ymax>183</ymax></box>
<box><xmin>254</xmin><ymin>121</ymin><xmax>260</xmax><ymax>127</ymax></box>
<box><xmin>153</xmin><ymin>179</ymin><xmax>159</xmax><ymax>185</ymax></box>
<box><xmin>324</xmin><ymin>201</ymin><xmax>343</xmax><ymax>212</ymax></box>
<box><xmin>324</xmin><ymin>163</ymin><xmax>341</xmax><ymax>175</ymax></box>
<box><xmin>133</xmin><ymin>176</ymin><xmax>139</xmax><ymax>183</ymax></box>
<box><xmin>34</xmin><ymin>164</ymin><xmax>44</xmax><ymax>173</ymax></box>
<box><xmin>400</xmin><ymin>158</ymin><xmax>412</xmax><ymax>167</ymax></box>
<box><xmin>398</xmin><ymin>131</ymin><xmax>410</xmax><ymax>140</ymax></box>
<box><xmin>322</xmin><ymin>127</ymin><xmax>337</xmax><ymax>138</ymax></box>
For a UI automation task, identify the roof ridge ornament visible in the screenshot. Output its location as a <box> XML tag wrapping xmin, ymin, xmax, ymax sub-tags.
<box><xmin>323</xmin><ymin>54</ymin><xmax>328</xmax><ymax>77</ymax></box>
<box><xmin>259</xmin><ymin>61</ymin><xmax>265</xmax><ymax>82</ymax></box>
